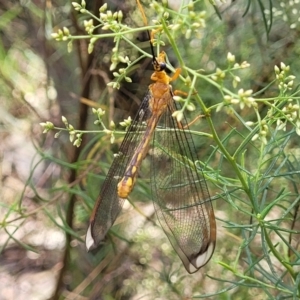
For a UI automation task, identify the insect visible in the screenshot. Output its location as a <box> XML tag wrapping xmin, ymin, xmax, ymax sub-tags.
<box><xmin>86</xmin><ymin>6</ymin><xmax>216</xmax><ymax>274</ymax></box>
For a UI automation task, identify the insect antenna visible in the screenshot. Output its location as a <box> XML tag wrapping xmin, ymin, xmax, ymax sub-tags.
<box><xmin>136</xmin><ymin>0</ymin><xmax>160</xmax><ymax>69</ymax></box>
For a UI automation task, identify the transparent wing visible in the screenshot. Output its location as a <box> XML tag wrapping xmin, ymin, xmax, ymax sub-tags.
<box><xmin>86</xmin><ymin>91</ymin><xmax>152</xmax><ymax>250</ymax></box>
<box><xmin>151</xmin><ymin>102</ymin><xmax>216</xmax><ymax>273</ymax></box>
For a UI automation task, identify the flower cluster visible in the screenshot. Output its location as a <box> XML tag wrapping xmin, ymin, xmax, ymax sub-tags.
<box><xmin>274</xmin><ymin>63</ymin><xmax>295</xmax><ymax>94</ymax></box>
<box><xmin>172</xmin><ymin>95</ymin><xmax>196</xmax><ymax>122</ymax></box>
<box><xmin>252</xmin><ymin>120</ymin><xmax>269</xmax><ymax>145</ymax></box>
<box><xmin>223</xmin><ymin>89</ymin><xmax>256</xmax><ymax>111</ymax></box>
<box><xmin>211</xmin><ymin>68</ymin><xmax>225</xmax><ymax>82</ymax></box>
<box><xmin>51</xmin><ymin>27</ymin><xmax>70</xmax><ymax>41</ymax></box>
<box><xmin>265</xmin><ymin>1</ymin><xmax>300</xmax><ymax>31</ymax></box>
<box><xmin>107</xmin><ymin>64</ymin><xmax>132</xmax><ymax>90</ymax></box>
<box><xmin>61</xmin><ymin>116</ymin><xmax>83</xmax><ymax>147</ymax></box>
<box><xmin>274</xmin><ymin>102</ymin><xmax>300</xmax><ymax>135</ymax></box>
<box><xmin>53</xmin><ymin>1</ymin><xmax>127</xmax><ymax>57</ymax></box>
<box><xmin>211</xmin><ymin>52</ymin><xmax>250</xmax><ymax>88</ymax></box>
<box><xmin>40</xmin><ymin>121</ymin><xmax>54</xmax><ymax>133</ymax></box>
<box><xmin>227</xmin><ymin>52</ymin><xmax>250</xmax><ymax>70</ymax></box>
<box><xmin>83</xmin><ymin>19</ymin><xmax>94</xmax><ymax>35</ymax></box>
<box><xmin>119</xmin><ymin>116</ymin><xmax>132</xmax><ymax>131</ymax></box>
<box><xmin>150</xmin><ymin>1</ymin><xmax>206</xmax><ymax>40</ymax></box>
<box><xmin>92</xmin><ymin>108</ymin><xmax>116</xmax><ymax>143</ymax></box>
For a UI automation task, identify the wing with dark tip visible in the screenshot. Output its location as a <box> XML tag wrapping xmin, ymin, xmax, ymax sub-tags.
<box><xmin>150</xmin><ymin>102</ymin><xmax>216</xmax><ymax>273</ymax></box>
<box><xmin>86</xmin><ymin>91</ymin><xmax>152</xmax><ymax>250</ymax></box>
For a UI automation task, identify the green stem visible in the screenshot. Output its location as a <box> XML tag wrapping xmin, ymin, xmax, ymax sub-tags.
<box><xmin>159</xmin><ymin>17</ymin><xmax>254</xmax><ymax>206</ymax></box>
<box><xmin>262</xmin><ymin>224</ymin><xmax>296</xmax><ymax>280</ymax></box>
<box><xmin>204</xmin><ymin>111</ymin><xmax>251</xmax><ymax>198</ymax></box>
<box><xmin>160</xmin><ymin>19</ymin><xmax>187</xmax><ymax>76</ymax></box>
<box><xmin>68</xmin><ymin>25</ymin><xmax>156</xmax><ymax>41</ymax></box>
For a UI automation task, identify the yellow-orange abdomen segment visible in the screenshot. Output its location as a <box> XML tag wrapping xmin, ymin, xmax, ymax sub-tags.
<box><xmin>117</xmin><ymin>176</ymin><xmax>135</xmax><ymax>198</ymax></box>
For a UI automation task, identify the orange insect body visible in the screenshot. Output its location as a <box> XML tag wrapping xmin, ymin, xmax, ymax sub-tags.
<box><xmin>117</xmin><ymin>52</ymin><xmax>179</xmax><ymax>199</ymax></box>
<box><xmin>86</xmin><ymin>47</ymin><xmax>216</xmax><ymax>273</ymax></box>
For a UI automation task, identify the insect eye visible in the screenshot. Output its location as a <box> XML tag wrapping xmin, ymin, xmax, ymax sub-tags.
<box><xmin>153</xmin><ymin>60</ymin><xmax>166</xmax><ymax>72</ymax></box>
<box><xmin>159</xmin><ymin>62</ymin><xmax>166</xmax><ymax>71</ymax></box>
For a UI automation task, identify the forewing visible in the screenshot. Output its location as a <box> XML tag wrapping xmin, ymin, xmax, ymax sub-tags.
<box><xmin>86</xmin><ymin>91</ymin><xmax>152</xmax><ymax>250</ymax></box>
<box><xmin>151</xmin><ymin>102</ymin><xmax>216</xmax><ymax>273</ymax></box>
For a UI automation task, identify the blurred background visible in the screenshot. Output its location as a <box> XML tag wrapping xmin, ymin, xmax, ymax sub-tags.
<box><xmin>0</xmin><ymin>0</ymin><xmax>299</xmax><ymax>299</ymax></box>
